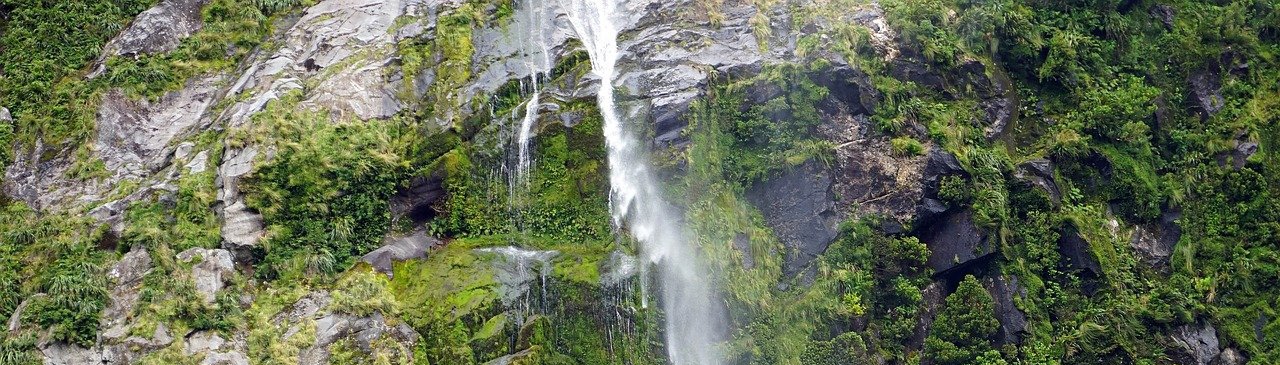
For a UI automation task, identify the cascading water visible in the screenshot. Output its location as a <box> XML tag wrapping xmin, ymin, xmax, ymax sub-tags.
<box><xmin>513</xmin><ymin>0</ymin><xmax>552</xmax><ymax>186</ymax></box>
<box><xmin>564</xmin><ymin>1</ymin><xmax>727</xmax><ymax>363</ymax></box>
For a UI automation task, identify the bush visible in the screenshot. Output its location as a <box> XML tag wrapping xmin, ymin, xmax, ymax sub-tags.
<box><xmin>924</xmin><ymin>275</ymin><xmax>999</xmax><ymax>365</ymax></box>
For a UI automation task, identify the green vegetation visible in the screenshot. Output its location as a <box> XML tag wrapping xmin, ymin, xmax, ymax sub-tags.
<box><xmin>924</xmin><ymin>275</ymin><xmax>1000</xmax><ymax>365</ymax></box>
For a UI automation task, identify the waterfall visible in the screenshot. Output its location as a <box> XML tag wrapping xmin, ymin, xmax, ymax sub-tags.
<box><xmin>564</xmin><ymin>1</ymin><xmax>726</xmax><ymax>364</ymax></box>
<box><xmin>513</xmin><ymin>0</ymin><xmax>551</xmax><ymax>185</ymax></box>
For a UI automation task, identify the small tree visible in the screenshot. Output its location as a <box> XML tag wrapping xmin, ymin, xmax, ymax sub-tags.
<box><xmin>925</xmin><ymin>275</ymin><xmax>1000</xmax><ymax>364</ymax></box>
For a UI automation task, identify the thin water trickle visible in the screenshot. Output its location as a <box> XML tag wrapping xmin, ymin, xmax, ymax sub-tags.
<box><xmin>475</xmin><ymin>246</ymin><xmax>558</xmax><ymax>327</ymax></box>
<box><xmin>564</xmin><ymin>0</ymin><xmax>727</xmax><ymax>363</ymax></box>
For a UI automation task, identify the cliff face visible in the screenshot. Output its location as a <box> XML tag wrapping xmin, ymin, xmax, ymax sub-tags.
<box><xmin>1</xmin><ymin>0</ymin><xmax>1277</xmax><ymax>364</ymax></box>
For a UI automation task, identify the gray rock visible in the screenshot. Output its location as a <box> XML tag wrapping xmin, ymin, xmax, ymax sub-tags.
<box><xmin>919</xmin><ymin>209</ymin><xmax>993</xmax><ymax>275</ymax></box>
<box><xmin>983</xmin><ymin>275</ymin><xmax>1029</xmax><ymax>345</ymax></box>
<box><xmin>104</xmin><ymin>0</ymin><xmax>210</xmax><ymax>57</ymax></box>
<box><xmin>1213</xmin><ymin>347</ymin><xmax>1246</xmax><ymax>365</ymax></box>
<box><xmin>177</xmin><ymin>248</ymin><xmax>236</xmax><ymax>304</ymax></box>
<box><xmin>187</xmin><ymin>150</ymin><xmax>210</xmax><ymax>173</ymax></box>
<box><xmin>916</xmin><ymin>148</ymin><xmax>967</xmax><ymax>228</ymax></box>
<box><xmin>0</xmin><ymin>107</ymin><xmax>10</xmax><ymax>123</ymax></box>
<box><xmin>746</xmin><ymin>161</ymin><xmax>838</xmax><ymax>275</ymax></box>
<box><xmin>103</xmin><ymin>248</ymin><xmax>153</xmax><ymax>333</ymax></box>
<box><xmin>40</xmin><ymin>342</ymin><xmax>103</xmax><ymax>365</ymax></box>
<box><xmin>185</xmin><ymin>331</ymin><xmax>227</xmax><ymax>355</ymax></box>
<box><xmin>221</xmin><ymin>200</ymin><xmax>265</xmax><ymax>263</ymax></box>
<box><xmin>1188</xmin><ymin>67</ymin><xmax>1225</xmax><ymax>120</ymax></box>
<box><xmin>1014</xmin><ymin>158</ymin><xmax>1060</xmax><ymax>204</ymax></box>
<box><xmin>1171</xmin><ymin>321</ymin><xmax>1222</xmax><ymax>365</ymax></box>
<box><xmin>908</xmin><ymin>281</ymin><xmax>947</xmax><ymax>352</ymax></box>
<box><xmin>361</xmin><ymin>231</ymin><xmax>440</xmax><ymax>276</ymax></box>
<box><xmin>1130</xmin><ymin>209</ymin><xmax>1181</xmax><ymax>269</ymax></box>
<box><xmin>1150</xmin><ymin>4</ymin><xmax>1176</xmax><ymax>30</ymax></box>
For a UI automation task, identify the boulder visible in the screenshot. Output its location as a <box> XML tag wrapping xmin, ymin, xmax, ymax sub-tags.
<box><xmin>1014</xmin><ymin>159</ymin><xmax>1061</xmax><ymax>204</ymax></box>
<box><xmin>983</xmin><ymin>275</ymin><xmax>1029</xmax><ymax>345</ymax></box>
<box><xmin>919</xmin><ymin>209</ymin><xmax>993</xmax><ymax>275</ymax></box>
<box><xmin>177</xmin><ymin>248</ymin><xmax>236</xmax><ymax>304</ymax></box>
<box><xmin>102</xmin><ymin>248</ymin><xmax>153</xmax><ymax>334</ymax></box>
<box><xmin>1057</xmin><ymin>224</ymin><xmax>1104</xmax><ymax>278</ymax></box>
<box><xmin>746</xmin><ymin>162</ymin><xmax>839</xmax><ymax>275</ymax></box>
<box><xmin>1150</xmin><ymin>4</ymin><xmax>1176</xmax><ymax>30</ymax></box>
<box><xmin>1130</xmin><ymin>209</ymin><xmax>1181</xmax><ymax>269</ymax></box>
<box><xmin>1170</xmin><ymin>321</ymin><xmax>1222</xmax><ymax>365</ymax></box>
<box><xmin>1188</xmin><ymin>66</ymin><xmax>1225</xmax><ymax>120</ymax></box>
<box><xmin>915</xmin><ymin>148</ymin><xmax>967</xmax><ymax>228</ymax></box>
<box><xmin>1213</xmin><ymin>348</ymin><xmax>1247</xmax><ymax>365</ymax></box>
<box><xmin>361</xmin><ymin>231</ymin><xmax>440</xmax><ymax>277</ymax></box>
<box><xmin>0</xmin><ymin>107</ymin><xmax>10</xmax><ymax>123</ymax></box>
<box><xmin>102</xmin><ymin>0</ymin><xmax>210</xmax><ymax>57</ymax></box>
<box><xmin>40</xmin><ymin>342</ymin><xmax>103</xmax><ymax>365</ymax></box>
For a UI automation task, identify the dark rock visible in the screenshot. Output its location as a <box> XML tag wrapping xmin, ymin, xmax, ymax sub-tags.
<box><xmin>1014</xmin><ymin>159</ymin><xmax>1061</xmax><ymax>203</ymax></box>
<box><xmin>361</xmin><ymin>231</ymin><xmax>440</xmax><ymax>277</ymax></box>
<box><xmin>1188</xmin><ymin>66</ymin><xmax>1225</xmax><ymax>120</ymax></box>
<box><xmin>1057</xmin><ymin>224</ymin><xmax>1104</xmax><ymax>278</ymax></box>
<box><xmin>919</xmin><ymin>210</ymin><xmax>993</xmax><ymax>275</ymax></box>
<box><xmin>389</xmin><ymin>173</ymin><xmax>446</xmax><ymax>224</ymax></box>
<box><xmin>1213</xmin><ymin>348</ymin><xmax>1246</xmax><ymax>365</ymax></box>
<box><xmin>1150</xmin><ymin>4</ymin><xmax>1176</xmax><ymax>30</ymax></box>
<box><xmin>1170</xmin><ymin>321</ymin><xmax>1222</xmax><ymax>365</ymax></box>
<box><xmin>746</xmin><ymin>162</ymin><xmax>839</xmax><ymax>276</ymax></box>
<box><xmin>811</xmin><ymin>64</ymin><xmax>877</xmax><ymax>116</ymax></box>
<box><xmin>983</xmin><ymin>275</ymin><xmax>1029</xmax><ymax>345</ymax></box>
<box><xmin>915</xmin><ymin>148</ymin><xmax>967</xmax><ymax>228</ymax></box>
<box><xmin>889</xmin><ymin>58</ymin><xmax>946</xmax><ymax>92</ymax></box>
<box><xmin>1230</xmin><ymin>141</ymin><xmax>1258</xmax><ymax>169</ymax></box>
<box><xmin>1130</xmin><ymin>209</ymin><xmax>1181</xmax><ymax>269</ymax></box>
<box><xmin>908</xmin><ymin>281</ymin><xmax>948</xmax><ymax>352</ymax></box>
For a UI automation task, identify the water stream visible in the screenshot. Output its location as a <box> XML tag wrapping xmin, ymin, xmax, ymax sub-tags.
<box><xmin>563</xmin><ymin>1</ymin><xmax>727</xmax><ymax>363</ymax></box>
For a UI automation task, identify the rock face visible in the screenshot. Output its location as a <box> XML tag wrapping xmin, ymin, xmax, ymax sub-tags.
<box><xmin>389</xmin><ymin>173</ymin><xmax>446</xmax><ymax>224</ymax></box>
<box><xmin>177</xmin><ymin>248</ymin><xmax>236</xmax><ymax>304</ymax></box>
<box><xmin>1130</xmin><ymin>209</ymin><xmax>1181</xmax><ymax>269</ymax></box>
<box><xmin>1188</xmin><ymin>66</ymin><xmax>1225</xmax><ymax>119</ymax></box>
<box><xmin>1014</xmin><ymin>159</ymin><xmax>1061</xmax><ymax>204</ymax></box>
<box><xmin>919</xmin><ymin>209</ymin><xmax>993</xmax><ymax>276</ymax></box>
<box><xmin>102</xmin><ymin>249</ymin><xmax>153</xmax><ymax>335</ymax></box>
<box><xmin>746</xmin><ymin>162</ymin><xmax>839</xmax><ymax>275</ymax></box>
<box><xmin>1058</xmin><ymin>224</ymin><xmax>1104</xmax><ymax>278</ymax></box>
<box><xmin>1171</xmin><ymin>321</ymin><xmax>1223</xmax><ymax>365</ymax></box>
<box><xmin>103</xmin><ymin>0</ymin><xmax>211</xmax><ymax>57</ymax></box>
<box><xmin>983</xmin><ymin>275</ymin><xmax>1029</xmax><ymax>345</ymax></box>
<box><xmin>915</xmin><ymin>148</ymin><xmax>968</xmax><ymax>227</ymax></box>
<box><xmin>361</xmin><ymin>231</ymin><xmax>440</xmax><ymax>276</ymax></box>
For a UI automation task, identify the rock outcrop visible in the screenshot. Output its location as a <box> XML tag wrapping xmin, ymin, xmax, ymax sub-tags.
<box><xmin>103</xmin><ymin>0</ymin><xmax>211</xmax><ymax>58</ymax></box>
<box><xmin>746</xmin><ymin>161</ymin><xmax>839</xmax><ymax>275</ymax></box>
<box><xmin>361</xmin><ymin>231</ymin><xmax>440</xmax><ymax>276</ymax></box>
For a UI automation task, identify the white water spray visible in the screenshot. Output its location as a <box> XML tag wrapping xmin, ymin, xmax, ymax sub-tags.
<box><xmin>564</xmin><ymin>1</ymin><xmax>726</xmax><ymax>363</ymax></box>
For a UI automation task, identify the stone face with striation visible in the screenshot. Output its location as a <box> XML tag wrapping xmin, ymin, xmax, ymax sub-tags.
<box><xmin>103</xmin><ymin>0</ymin><xmax>211</xmax><ymax>57</ymax></box>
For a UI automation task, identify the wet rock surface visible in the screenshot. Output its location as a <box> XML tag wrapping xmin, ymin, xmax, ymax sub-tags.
<box><xmin>746</xmin><ymin>161</ymin><xmax>839</xmax><ymax>275</ymax></box>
